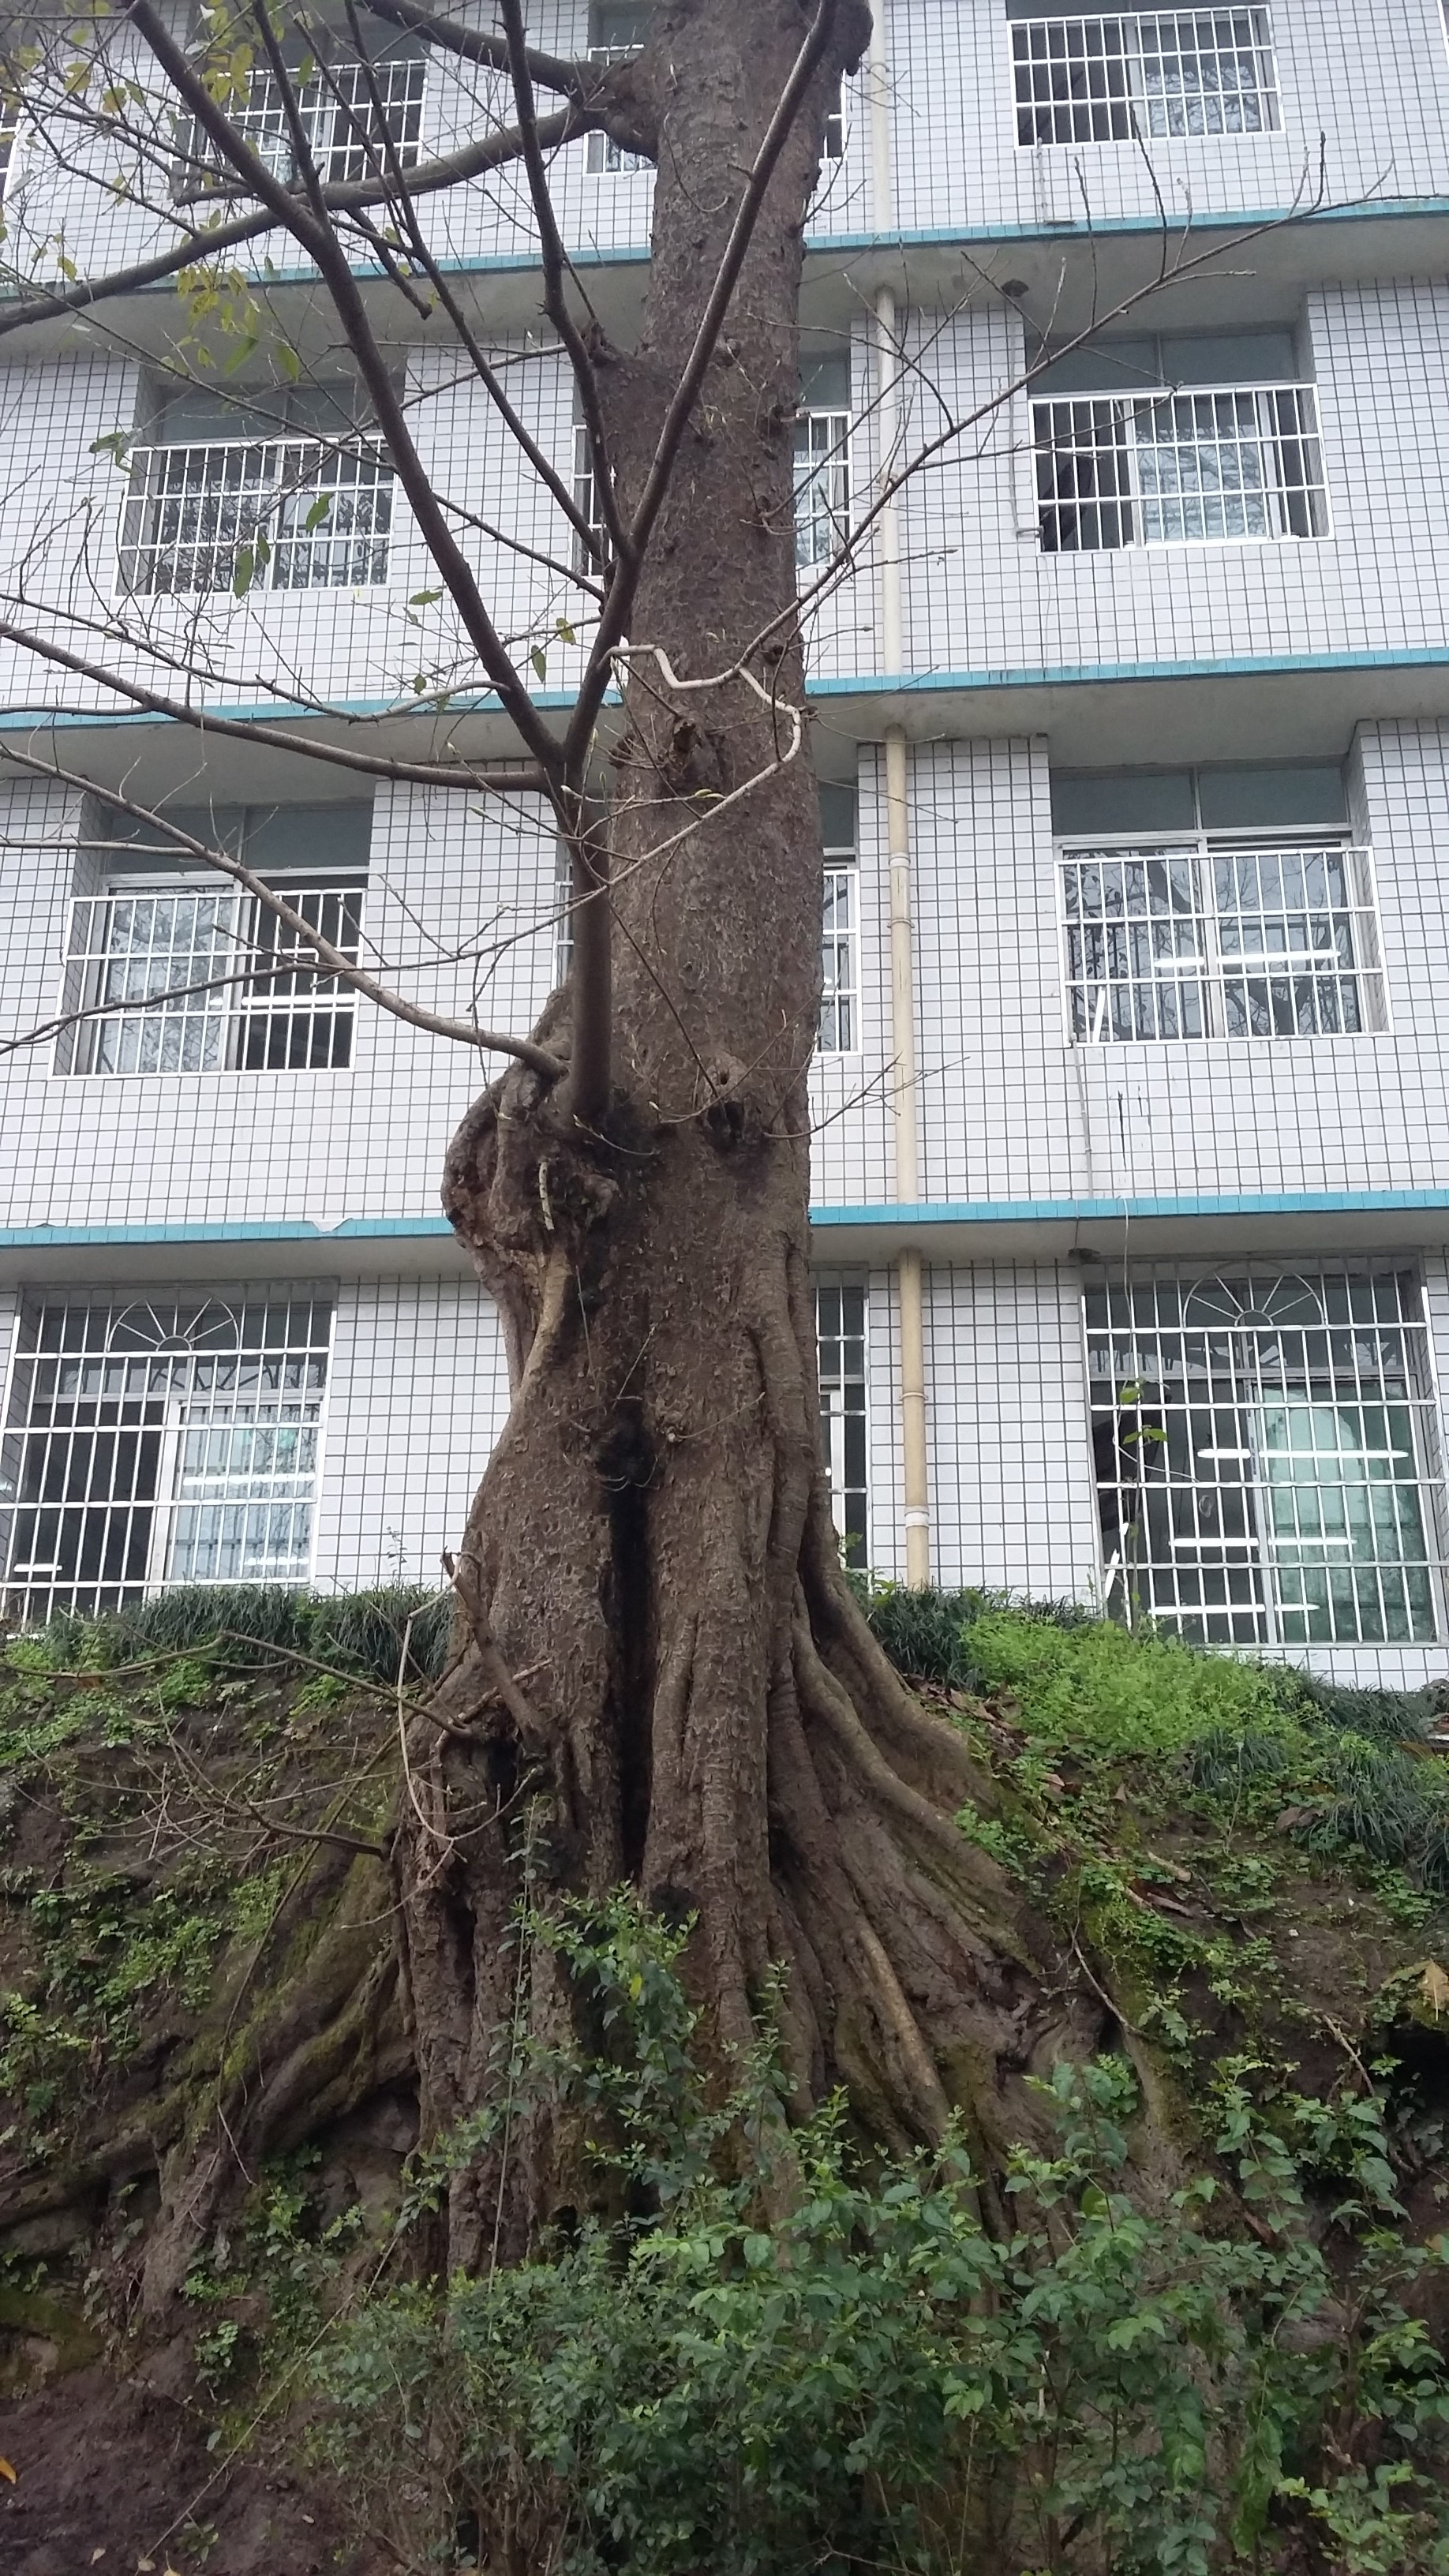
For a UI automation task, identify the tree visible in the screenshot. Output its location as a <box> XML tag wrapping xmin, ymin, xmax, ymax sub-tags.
<box><xmin>0</xmin><ymin>0</ymin><xmax>1319</xmax><ymax>2296</ymax></box>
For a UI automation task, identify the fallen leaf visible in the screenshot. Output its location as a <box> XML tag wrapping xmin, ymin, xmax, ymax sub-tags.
<box><xmin>1420</xmin><ymin>1961</ymin><xmax>1449</xmax><ymax>2020</ymax></box>
<box><xmin>0</xmin><ymin>2459</ymin><xmax>15</xmax><ymax>2484</ymax></box>
<box><xmin>92</xmin><ymin>2552</ymin><xmax>107</xmax><ymax>2565</ymax></box>
<box><xmin>137</xmin><ymin>2557</ymin><xmax>155</xmax><ymax>2570</ymax></box>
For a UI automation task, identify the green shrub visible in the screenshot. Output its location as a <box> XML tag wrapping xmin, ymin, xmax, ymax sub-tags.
<box><xmin>307</xmin><ymin>1898</ymin><xmax>1449</xmax><ymax>2576</ymax></box>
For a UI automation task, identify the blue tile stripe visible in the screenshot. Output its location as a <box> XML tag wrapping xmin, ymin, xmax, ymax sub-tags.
<box><xmin>5</xmin><ymin>1190</ymin><xmax>1449</xmax><ymax>1253</ymax></box>
<box><xmin>5</xmin><ymin>643</ymin><xmax>1449</xmax><ymax>737</ymax></box>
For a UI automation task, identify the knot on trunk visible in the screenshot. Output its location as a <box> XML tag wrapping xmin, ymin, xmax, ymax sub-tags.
<box><xmin>583</xmin><ymin>51</ymin><xmax>658</xmax><ymax>160</ymax></box>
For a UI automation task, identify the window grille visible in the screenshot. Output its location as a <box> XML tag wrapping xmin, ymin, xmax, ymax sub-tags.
<box><xmin>185</xmin><ymin>53</ymin><xmax>425</xmax><ymax>188</ymax></box>
<box><xmin>553</xmin><ymin>841</ymin><xmax>575</xmax><ymax>987</ymax></box>
<box><xmin>0</xmin><ymin>88</ymin><xmax>20</xmax><ymax>195</ymax></box>
<box><xmin>571</xmin><ymin>417</ymin><xmax>608</xmax><ymax>575</ymax></box>
<box><xmin>1012</xmin><ymin>9</ymin><xmax>1280</xmax><ymax>146</ymax></box>
<box><xmin>119</xmin><ymin>436</ymin><xmax>392</xmax><ymax>597</ymax></box>
<box><xmin>59</xmin><ymin>878</ymin><xmax>364</xmax><ymax>1074</ymax></box>
<box><xmin>1087</xmin><ymin>1267</ymin><xmax>1444</xmax><ymax>1648</ymax></box>
<box><xmin>1061</xmin><ymin>843</ymin><xmax>1383</xmax><ymax>1042</ymax></box>
<box><xmin>817</xmin><ymin>1279</ymin><xmax>868</xmax><ymax>1565</ymax></box>
<box><xmin>819</xmin><ymin>848</ymin><xmax>859</xmax><ymax>1054</ymax></box>
<box><xmin>1035</xmin><ymin>384</ymin><xmax>1324</xmax><ymax>549</ymax></box>
<box><xmin>0</xmin><ymin>1294</ymin><xmax>331</xmax><ymax>1622</ymax></box>
<box><xmin>794</xmin><ymin>408</ymin><xmax>851</xmax><ymax>567</ymax></box>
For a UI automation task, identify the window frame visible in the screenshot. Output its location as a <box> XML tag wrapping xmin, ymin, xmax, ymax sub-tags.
<box><xmin>0</xmin><ymin>1290</ymin><xmax>335</xmax><ymax>1623</ymax></box>
<box><xmin>1055</xmin><ymin>829</ymin><xmax>1388</xmax><ymax>1046</ymax></box>
<box><xmin>1009</xmin><ymin>6</ymin><xmax>1282</xmax><ymax>150</ymax></box>
<box><xmin>54</xmin><ymin>867</ymin><xmax>367</xmax><ymax>1078</ymax></box>
<box><xmin>793</xmin><ymin>403</ymin><xmax>852</xmax><ymax>570</ymax></box>
<box><xmin>117</xmin><ymin>429</ymin><xmax>395</xmax><ymax>599</ymax></box>
<box><xmin>1033</xmin><ymin>380</ymin><xmax>1328</xmax><ymax>553</ymax></box>
<box><xmin>178</xmin><ymin>49</ymin><xmax>427</xmax><ymax>193</ymax></box>
<box><xmin>1081</xmin><ymin>1263</ymin><xmax>1448</xmax><ymax>1652</ymax></box>
<box><xmin>818</xmin><ymin>833</ymin><xmax>860</xmax><ymax>1058</ymax></box>
<box><xmin>571</xmin><ymin>415</ymin><xmax>609</xmax><ymax>578</ymax></box>
<box><xmin>816</xmin><ymin>1275</ymin><xmax>870</xmax><ymax>1567</ymax></box>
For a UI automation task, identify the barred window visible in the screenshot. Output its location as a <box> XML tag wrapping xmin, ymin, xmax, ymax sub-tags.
<box><xmin>1012</xmin><ymin>9</ymin><xmax>1280</xmax><ymax>147</ymax></box>
<box><xmin>819</xmin><ymin>789</ymin><xmax>859</xmax><ymax>1054</ymax></box>
<box><xmin>0</xmin><ymin>87</ymin><xmax>20</xmax><ymax>196</ymax></box>
<box><xmin>1088</xmin><ymin>1267</ymin><xmax>1443</xmax><ymax>1649</ymax></box>
<box><xmin>119</xmin><ymin>436</ymin><xmax>392</xmax><ymax>596</ymax></box>
<box><xmin>1060</xmin><ymin>841</ymin><xmax>1383</xmax><ymax>1043</ymax></box>
<box><xmin>571</xmin><ymin>416</ymin><xmax>609</xmax><ymax>576</ymax></box>
<box><xmin>1035</xmin><ymin>384</ymin><xmax>1325</xmax><ymax>550</ymax></box>
<box><xmin>184</xmin><ymin>51</ymin><xmax>425</xmax><ymax>188</ymax></box>
<box><xmin>57</xmin><ymin>803</ymin><xmax>368</xmax><ymax>1076</ymax></box>
<box><xmin>794</xmin><ymin>409</ymin><xmax>851</xmax><ymax>567</ymax></box>
<box><xmin>817</xmin><ymin>1279</ymin><xmax>868</xmax><ymax>1566</ymax></box>
<box><xmin>0</xmin><ymin>1294</ymin><xmax>331</xmax><ymax>1623</ymax></box>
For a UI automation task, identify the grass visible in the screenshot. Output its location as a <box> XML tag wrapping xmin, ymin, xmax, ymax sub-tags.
<box><xmin>861</xmin><ymin>1583</ymin><xmax>1449</xmax><ymax>1896</ymax></box>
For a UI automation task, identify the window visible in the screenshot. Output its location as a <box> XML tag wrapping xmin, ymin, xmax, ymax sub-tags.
<box><xmin>1011</xmin><ymin>8</ymin><xmax>1280</xmax><ymax>147</ymax></box>
<box><xmin>1087</xmin><ymin>1267</ymin><xmax>1443</xmax><ymax>1648</ymax></box>
<box><xmin>0</xmin><ymin>1294</ymin><xmax>331</xmax><ymax>1622</ymax></box>
<box><xmin>553</xmin><ymin>840</ymin><xmax>575</xmax><ymax>987</ymax></box>
<box><xmin>1035</xmin><ymin>383</ymin><xmax>1324</xmax><ymax>550</ymax></box>
<box><xmin>119</xmin><ymin>381</ymin><xmax>393</xmax><ymax>596</ymax></box>
<box><xmin>571</xmin><ymin>414</ymin><xmax>608</xmax><ymax>575</ymax></box>
<box><xmin>586</xmin><ymin>2</ymin><xmax>650</xmax><ymax>170</ymax></box>
<box><xmin>817</xmin><ymin>1279</ymin><xmax>868</xmax><ymax>1565</ymax></box>
<box><xmin>1060</xmin><ymin>841</ymin><xmax>1383</xmax><ymax>1042</ymax></box>
<box><xmin>795</xmin><ymin>352</ymin><xmax>852</xmax><ymax>569</ymax></box>
<box><xmin>0</xmin><ymin>84</ymin><xmax>21</xmax><ymax>197</ymax></box>
<box><xmin>185</xmin><ymin>50</ymin><xmax>425</xmax><ymax>189</ymax></box>
<box><xmin>58</xmin><ymin>803</ymin><xmax>368</xmax><ymax>1075</ymax></box>
<box><xmin>818</xmin><ymin>784</ymin><xmax>858</xmax><ymax>1054</ymax></box>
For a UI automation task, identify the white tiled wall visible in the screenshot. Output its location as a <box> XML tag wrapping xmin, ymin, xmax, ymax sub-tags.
<box><xmin>313</xmin><ymin>1275</ymin><xmax>510</xmax><ymax>1588</ymax></box>
<box><xmin>11</xmin><ymin>2</ymin><xmax>1447</xmax><ymax>287</ymax></box>
<box><xmin>4</xmin><ymin>0</ymin><xmax>1449</xmax><ymax>1688</ymax></box>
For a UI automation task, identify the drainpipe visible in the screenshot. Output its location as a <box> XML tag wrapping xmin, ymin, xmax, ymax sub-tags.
<box><xmin>869</xmin><ymin>16</ymin><xmax>930</xmax><ymax>1589</ymax></box>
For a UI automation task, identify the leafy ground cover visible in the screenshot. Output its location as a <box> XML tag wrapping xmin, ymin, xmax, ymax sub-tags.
<box><xmin>1</xmin><ymin>1588</ymin><xmax>1448</xmax><ymax>2573</ymax></box>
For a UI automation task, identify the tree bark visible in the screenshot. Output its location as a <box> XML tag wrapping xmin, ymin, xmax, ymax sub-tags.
<box><xmin>394</xmin><ymin>0</ymin><xmax>1099</xmax><ymax>2274</ymax></box>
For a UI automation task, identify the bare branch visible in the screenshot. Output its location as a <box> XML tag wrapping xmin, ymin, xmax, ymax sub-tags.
<box><xmin>124</xmin><ymin>0</ymin><xmax>569</xmax><ymax>780</ymax></box>
<box><xmin>499</xmin><ymin>0</ymin><xmax>630</xmax><ymax>575</ymax></box>
<box><xmin>0</xmin><ymin>98</ymin><xmax>592</xmax><ymax>345</ymax></box>
<box><xmin>358</xmin><ymin>0</ymin><xmax>592</xmax><ymax>102</ymax></box>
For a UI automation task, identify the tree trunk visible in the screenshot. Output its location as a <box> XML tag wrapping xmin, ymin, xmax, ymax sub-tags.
<box><xmin>395</xmin><ymin>0</ymin><xmax>1099</xmax><ymax>2273</ymax></box>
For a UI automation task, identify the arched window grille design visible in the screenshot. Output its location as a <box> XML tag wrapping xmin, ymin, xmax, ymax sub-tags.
<box><xmin>1087</xmin><ymin>1265</ymin><xmax>1445</xmax><ymax>1649</ymax></box>
<box><xmin>0</xmin><ymin>1293</ymin><xmax>332</xmax><ymax>1620</ymax></box>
